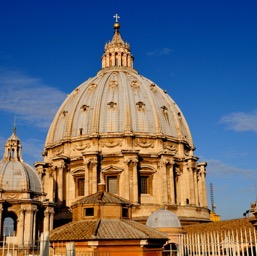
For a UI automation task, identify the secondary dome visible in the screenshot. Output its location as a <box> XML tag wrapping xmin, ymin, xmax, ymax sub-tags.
<box><xmin>0</xmin><ymin>129</ymin><xmax>41</xmax><ymax>193</ymax></box>
<box><xmin>45</xmin><ymin>22</ymin><xmax>193</xmax><ymax>148</ymax></box>
<box><xmin>146</xmin><ymin>209</ymin><xmax>181</xmax><ymax>228</ymax></box>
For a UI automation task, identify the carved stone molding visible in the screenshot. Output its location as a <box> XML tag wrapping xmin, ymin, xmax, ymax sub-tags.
<box><xmin>53</xmin><ymin>147</ymin><xmax>64</xmax><ymax>156</ymax></box>
<box><xmin>83</xmin><ymin>157</ymin><xmax>98</xmax><ymax>165</ymax></box>
<box><xmin>136</xmin><ymin>101</ymin><xmax>145</xmax><ymax>111</ymax></box>
<box><xmin>158</xmin><ymin>158</ymin><xmax>174</xmax><ymax>168</ymax></box>
<box><xmin>89</xmin><ymin>83</ymin><xmax>97</xmax><ymax>90</ymax></box>
<box><xmin>101</xmin><ymin>165</ymin><xmax>123</xmax><ymax>174</ymax></box>
<box><xmin>150</xmin><ymin>83</ymin><xmax>157</xmax><ymax>92</ymax></box>
<box><xmin>53</xmin><ymin>161</ymin><xmax>66</xmax><ymax>170</ymax></box>
<box><xmin>163</xmin><ymin>143</ymin><xmax>177</xmax><ymax>153</ymax></box>
<box><xmin>175</xmin><ymin>166</ymin><xmax>182</xmax><ymax>176</ymax></box>
<box><xmin>124</xmin><ymin>157</ymin><xmax>138</xmax><ymax>164</ymax></box>
<box><xmin>100</xmin><ymin>139</ymin><xmax>122</xmax><ymax>148</ymax></box>
<box><xmin>107</xmin><ymin>101</ymin><xmax>117</xmax><ymax>110</ymax></box>
<box><xmin>109</xmin><ymin>80</ymin><xmax>118</xmax><ymax>88</ymax></box>
<box><xmin>5</xmin><ymin>193</ymin><xmax>19</xmax><ymax>199</ymax></box>
<box><xmin>73</xmin><ymin>142</ymin><xmax>91</xmax><ymax>151</ymax></box>
<box><xmin>131</xmin><ymin>80</ymin><xmax>140</xmax><ymax>89</ymax></box>
<box><xmin>134</xmin><ymin>138</ymin><xmax>154</xmax><ymax>148</ymax></box>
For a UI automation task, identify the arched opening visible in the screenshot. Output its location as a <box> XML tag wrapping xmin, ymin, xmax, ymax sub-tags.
<box><xmin>163</xmin><ymin>243</ymin><xmax>178</xmax><ymax>256</ymax></box>
<box><xmin>3</xmin><ymin>214</ymin><xmax>17</xmax><ymax>237</ymax></box>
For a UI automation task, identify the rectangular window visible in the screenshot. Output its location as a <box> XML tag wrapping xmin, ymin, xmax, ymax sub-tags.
<box><xmin>122</xmin><ymin>207</ymin><xmax>129</xmax><ymax>218</ymax></box>
<box><xmin>78</xmin><ymin>178</ymin><xmax>85</xmax><ymax>196</ymax></box>
<box><xmin>84</xmin><ymin>207</ymin><xmax>94</xmax><ymax>217</ymax></box>
<box><xmin>140</xmin><ymin>176</ymin><xmax>148</xmax><ymax>194</ymax></box>
<box><xmin>107</xmin><ymin>176</ymin><xmax>117</xmax><ymax>194</ymax></box>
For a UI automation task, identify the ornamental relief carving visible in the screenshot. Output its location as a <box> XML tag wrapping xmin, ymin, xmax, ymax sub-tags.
<box><xmin>5</xmin><ymin>193</ymin><xmax>20</xmax><ymax>199</ymax></box>
<box><xmin>124</xmin><ymin>157</ymin><xmax>138</xmax><ymax>164</ymax></box>
<box><xmin>53</xmin><ymin>147</ymin><xmax>64</xmax><ymax>156</ymax></box>
<box><xmin>53</xmin><ymin>161</ymin><xmax>66</xmax><ymax>170</ymax></box>
<box><xmin>130</xmin><ymin>80</ymin><xmax>140</xmax><ymax>89</ymax></box>
<box><xmin>134</xmin><ymin>138</ymin><xmax>154</xmax><ymax>148</ymax></box>
<box><xmin>83</xmin><ymin>157</ymin><xmax>98</xmax><ymax>165</ymax></box>
<box><xmin>101</xmin><ymin>165</ymin><xmax>123</xmax><ymax>174</ymax></box>
<box><xmin>158</xmin><ymin>158</ymin><xmax>174</xmax><ymax>168</ymax></box>
<box><xmin>100</xmin><ymin>139</ymin><xmax>122</xmax><ymax>148</ymax></box>
<box><xmin>150</xmin><ymin>83</ymin><xmax>157</xmax><ymax>92</ymax></box>
<box><xmin>73</xmin><ymin>142</ymin><xmax>91</xmax><ymax>151</ymax></box>
<box><xmin>163</xmin><ymin>143</ymin><xmax>177</xmax><ymax>153</ymax></box>
<box><xmin>184</xmin><ymin>145</ymin><xmax>190</xmax><ymax>156</ymax></box>
<box><xmin>109</xmin><ymin>80</ymin><xmax>118</xmax><ymax>88</ymax></box>
<box><xmin>175</xmin><ymin>166</ymin><xmax>182</xmax><ymax>176</ymax></box>
<box><xmin>89</xmin><ymin>83</ymin><xmax>97</xmax><ymax>90</ymax></box>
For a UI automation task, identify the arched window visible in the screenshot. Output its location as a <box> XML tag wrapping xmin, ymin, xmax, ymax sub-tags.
<box><xmin>3</xmin><ymin>217</ymin><xmax>15</xmax><ymax>236</ymax></box>
<box><xmin>163</xmin><ymin>243</ymin><xmax>178</xmax><ymax>256</ymax></box>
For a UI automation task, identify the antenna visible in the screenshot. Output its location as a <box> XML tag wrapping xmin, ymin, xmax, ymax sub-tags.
<box><xmin>210</xmin><ymin>183</ymin><xmax>216</xmax><ymax>213</ymax></box>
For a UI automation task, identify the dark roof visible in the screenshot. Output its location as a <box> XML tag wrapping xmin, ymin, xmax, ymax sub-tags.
<box><xmin>183</xmin><ymin>217</ymin><xmax>255</xmax><ymax>239</ymax></box>
<box><xmin>50</xmin><ymin>219</ymin><xmax>168</xmax><ymax>241</ymax></box>
<box><xmin>72</xmin><ymin>190</ymin><xmax>133</xmax><ymax>206</ymax></box>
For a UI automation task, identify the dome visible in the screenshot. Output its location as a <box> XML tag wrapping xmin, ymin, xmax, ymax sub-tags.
<box><xmin>39</xmin><ymin>18</ymin><xmax>209</xmax><ymax>226</ymax></box>
<box><xmin>146</xmin><ymin>209</ymin><xmax>181</xmax><ymax>228</ymax></box>
<box><xmin>45</xmin><ymin>24</ymin><xmax>193</xmax><ymax>148</ymax></box>
<box><xmin>0</xmin><ymin>129</ymin><xmax>42</xmax><ymax>194</ymax></box>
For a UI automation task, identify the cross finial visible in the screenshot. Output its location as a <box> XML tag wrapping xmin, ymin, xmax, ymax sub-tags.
<box><xmin>113</xmin><ymin>14</ymin><xmax>120</xmax><ymax>23</ymax></box>
<box><xmin>13</xmin><ymin>116</ymin><xmax>17</xmax><ymax>134</ymax></box>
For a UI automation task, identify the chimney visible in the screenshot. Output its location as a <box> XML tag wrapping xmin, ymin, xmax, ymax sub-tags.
<box><xmin>98</xmin><ymin>183</ymin><xmax>106</xmax><ymax>192</ymax></box>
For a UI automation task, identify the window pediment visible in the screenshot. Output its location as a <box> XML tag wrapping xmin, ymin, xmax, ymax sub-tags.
<box><xmin>101</xmin><ymin>165</ymin><xmax>123</xmax><ymax>174</ymax></box>
<box><xmin>139</xmin><ymin>165</ymin><xmax>156</xmax><ymax>174</ymax></box>
<box><xmin>71</xmin><ymin>169</ymin><xmax>85</xmax><ymax>176</ymax></box>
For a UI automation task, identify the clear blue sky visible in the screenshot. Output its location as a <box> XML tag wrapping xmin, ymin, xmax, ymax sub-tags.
<box><xmin>0</xmin><ymin>0</ymin><xmax>257</xmax><ymax>220</ymax></box>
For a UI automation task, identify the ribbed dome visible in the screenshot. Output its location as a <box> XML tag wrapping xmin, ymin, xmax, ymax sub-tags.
<box><xmin>0</xmin><ymin>161</ymin><xmax>41</xmax><ymax>193</ymax></box>
<box><xmin>45</xmin><ymin>24</ymin><xmax>193</xmax><ymax>148</ymax></box>
<box><xmin>0</xmin><ymin>129</ymin><xmax>42</xmax><ymax>194</ymax></box>
<box><xmin>146</xmin><ymin>209</ymin><xmax>181</xmax><ymax>228</ymax></box>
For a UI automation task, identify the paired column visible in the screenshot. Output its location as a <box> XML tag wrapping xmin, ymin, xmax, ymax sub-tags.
<box><xmin>43</xmin><ymin>206</ymin><xmax>55</xmax><ymax>233</ymax></box>
<box><xmin>83</xmin><ymin>155</ymin><xmax>98</xmax><ymax>196</ymax></box>
<box><xmin>124</xmin><ymin>156</ymin><xmax>138</xmax><ymax>203</ymax></box>
<box><xmin>17</xmin><ymin>206</ymin><xmax>38</xmax><ymax>246</ymax></box>
<box><xmin>197</xmin><ymin>162</ymin><xmax>208</xmax><ymax>207</ymax></box>
<box><xmin>158</xmin><ymin>157</ymin><xmax>175</xmax><ymax>205</ymax></box>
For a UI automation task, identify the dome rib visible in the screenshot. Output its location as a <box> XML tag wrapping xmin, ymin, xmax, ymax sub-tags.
<box><xmin>45</xmin><ymin>70</ymin><xmax>194</xmax><ymax>147</ymax></box>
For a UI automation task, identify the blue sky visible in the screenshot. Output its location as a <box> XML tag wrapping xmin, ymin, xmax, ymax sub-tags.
<box><xmin>0</xmin><ymin>0</ymin><xmax>257</xmax><ymax>220</ymax></box>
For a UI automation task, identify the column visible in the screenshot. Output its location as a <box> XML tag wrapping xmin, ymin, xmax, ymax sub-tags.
<box><xmin>131</xmin><ymin>158</ymin><xmax>139</xmax><ymax>203</ymax></box>
<box><xmin>158</xmin><ymin>158</ymin><xmax>169</xmax><ymax>205</ymax></box>
<box><xmin>43</xmin><ymin>210</ymin><xmax>50</xmax><ymax>233</ymax></box>
<box><xmin>199</xmin><ymin>163</ymin><xmax>208</xmax><ymax>207</ymax></box>
<box><xmin>167</xmin><ymin>160</ymin><xmax>175</xmax><ymax>205</ymax></box>
<box><xmin>196</xmin><ymin>163</ymin><xmax>207</xmax><ymax>208</ymax></box>
<box><xmin>111</xmin><ymin>53</ymin><xmax>115</xmax><ymax>67</ymax></box>
<box><xmin>175</xmin><ymin>166</ymin><xmax>182</xmax><ymax>205</ymax></box>
<box><xmin>193</xmin><ymin>167</ymin><xmax>199</xmax><ymax>206</ymax></box>
<box><xmin>17</xmin><ymin>209</ymin><xmax>25</xmax><ymax>246</ymax></box>
<box><xmin>0</xmin><ymin>204</ymin><xmax>3</xmax><ymax>238</ymax></box>
<box><xmin>123</xmin><ymin>154</ymin><xmax>139</xmax><ymax>203</ymax></box>
<box><xmin>53</xmin><ymin>160</ymin><xmax>66</xmax><ymax>205</ymax></box>
<box><xmin>83</xmin><ymin>156</ymin><xmax>98</xmax><ymax>195</ymax></box>
<box><xmin>24</xmin><ymin>207</ymin><xmax>37</xmax><ymax>246</ymax></box>
<box><xmin>117</xmin><ymin>52</ymin><xmax>121</xmax><ymax>66</ymax></box>
<box><xmin>84</xmin><ymin>158</ymin><xmax>90</xmax><ymax>195</ymax></box>
<box><xmin>91</xmin><ymin>158</ymin><xmax>98</xmax><ymax>194</ymax></box>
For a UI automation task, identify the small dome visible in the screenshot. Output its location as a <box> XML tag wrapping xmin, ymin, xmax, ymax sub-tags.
<box><xmin>146</xmin><ymin>209</ymin><xmax>181</xmax><ymax>228</ymax></box>
<box><xmin>0</xmin><ymin>161</ymin><xmax>41</xmax><ymax>193</ymax></box>
<box><xmin>0</xmin><ymin>129</ymin><xmax>42</xmax><ymax>194</ymax></box>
